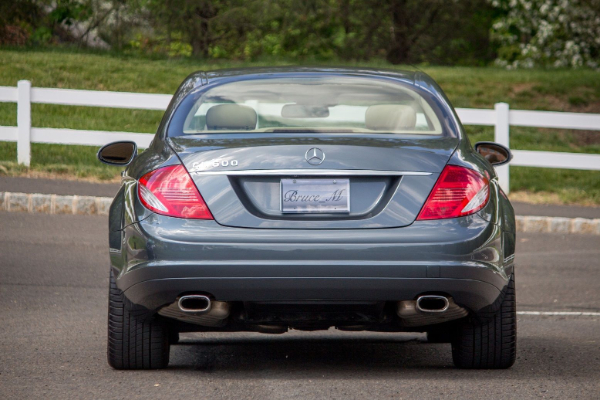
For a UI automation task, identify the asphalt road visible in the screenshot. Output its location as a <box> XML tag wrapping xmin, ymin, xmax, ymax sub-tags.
<box><xmin>1</xmin><ymin>212</ymin><xmax>599</xmax><ymax>399</ymax></box>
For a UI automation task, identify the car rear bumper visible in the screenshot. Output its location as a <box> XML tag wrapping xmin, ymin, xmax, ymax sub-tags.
<box><xmin>112</xmin><ymin>212</ymin><xmax>513</xmax><ymax>315</ymax></box>
<box><xmin>123</xmin><ymin>271</ymin><xmax>503</xmax><ymax>315</ymax></box>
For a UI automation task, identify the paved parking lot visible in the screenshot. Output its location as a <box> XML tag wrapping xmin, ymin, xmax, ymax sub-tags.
<box><xmin>1</xmin><ymin>212</ymin><xmax>599</xmax><ymax>399</ymax></box>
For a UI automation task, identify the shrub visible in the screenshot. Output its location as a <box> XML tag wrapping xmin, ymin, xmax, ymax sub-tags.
<box><xmin>491</xmin><ymin>0</ymin><xmax>600</xmax><ymax>68</ymax></box>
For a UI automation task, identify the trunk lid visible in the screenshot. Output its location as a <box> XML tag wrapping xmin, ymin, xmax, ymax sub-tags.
<box><xmin>169</xmin><ymin>135</ymin><xmax>458</xmax><ymax>229</ymax></box>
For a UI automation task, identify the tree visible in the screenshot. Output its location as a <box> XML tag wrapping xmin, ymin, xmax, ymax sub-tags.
<box><xmin>379</xmin><ymin>0</ymin><xmax>498</xmax><ymax>65</ymax></box>
<box><xmin>139</xmin><ymin>0</ymin><xmax>257</xmax><ymax>58</ymax></box>
<box><xmin>1</xmin><ymin>0</ymin><xmax>501</xmax><ymax>67</ymax></box>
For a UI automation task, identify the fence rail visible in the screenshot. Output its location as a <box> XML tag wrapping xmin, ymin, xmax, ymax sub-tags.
<box><xmin>1</xmin><ymin>80</ymin><xmax>600</xmax><ymax>193</ymax></box>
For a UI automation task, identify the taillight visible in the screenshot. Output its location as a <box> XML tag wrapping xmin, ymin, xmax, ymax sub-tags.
<box><xmin>417</xmin><ymin>165</ymin><xmax>489</xmax><ymax>220</ymax></box>
<box><xmin>138</xmin><ymin>165</ymin><xmax>213</xmax><ymax>219</ymax></box>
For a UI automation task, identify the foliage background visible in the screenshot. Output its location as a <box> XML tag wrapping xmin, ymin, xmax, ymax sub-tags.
<box><xmin>2</xmin><ymin>0</ymin><xmax>597</xmax><ymax>68</ymax></box>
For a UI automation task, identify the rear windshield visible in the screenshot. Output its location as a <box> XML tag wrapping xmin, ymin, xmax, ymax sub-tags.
<box><xmin>171</xmin><ymin>77</ymin><xmax>444</xmax><ymax>136</ymax></box>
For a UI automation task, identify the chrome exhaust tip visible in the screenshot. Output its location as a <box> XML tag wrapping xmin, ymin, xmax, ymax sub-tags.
<box><xmin>397</xmin><ymin>296</ymin><xmax>467</xmax><ymax>327</ymax></box>
<box><xmin>416</xmin><ymin>295</ymin><xmax>450</xmax><ymax>313</ymax></box>
<box><xmin>178</xmin><ymin>295</ymin><xmax>211</xmax><ymax>313</ymax></box>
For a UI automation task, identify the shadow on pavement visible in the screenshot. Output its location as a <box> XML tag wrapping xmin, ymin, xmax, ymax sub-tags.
<box><xmin>166</xmin><ymin>332</ymin><xmax>599</xmax><ymax>380</ymax></box>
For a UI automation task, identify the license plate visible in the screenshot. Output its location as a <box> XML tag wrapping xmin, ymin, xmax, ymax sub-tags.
<box><xmin>281</xmin><ymin>178</ymin><xmax>350</xmax><ymax>213</ymax></box>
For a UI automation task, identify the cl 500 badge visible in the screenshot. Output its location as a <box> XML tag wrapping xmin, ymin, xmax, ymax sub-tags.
<box><xmin>190</xmin><ymin>159</ymin><xmax>238</xmax><ymax>172</ymax></box>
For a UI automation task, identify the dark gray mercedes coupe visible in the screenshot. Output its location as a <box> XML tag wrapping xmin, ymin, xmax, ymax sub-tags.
<box><xmin>98</xmin><ymin>67</ymin><xmax>516</xmax><ymax>370</ymax></box>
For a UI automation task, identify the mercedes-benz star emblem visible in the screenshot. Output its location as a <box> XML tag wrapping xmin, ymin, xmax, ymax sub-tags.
<box><xmin>305</xmin><ymin>148</ymin><xmax>325</xmax><ymax>165</ymax></box>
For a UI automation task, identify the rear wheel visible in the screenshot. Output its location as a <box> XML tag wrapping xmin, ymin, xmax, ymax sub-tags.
<box><xmin>451</xmin><ymin>274</ymin><xmax>516</xmax><ymax>369</ymax></box>
<box><xmin>107</xmin><ymin>271</ymin><xmax>170</xmax><ymax>369</ymax></box>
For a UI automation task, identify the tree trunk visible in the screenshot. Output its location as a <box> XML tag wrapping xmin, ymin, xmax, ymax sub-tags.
<box><xmin>341</xmin><ymin>0</ymin><xmax>351</xmax><ymax>34</ymax></box>
<box><xmin>191</xmin><ymin>36</ymin><xmax>203</xmax><ymax>57</ymax></box>
<box><xmin>386</xmin><ymin>0</ymin><xmax>411</xmax><ymax>64</ymax></box>
<box><xmin>189</xmin><ymin>3</ymin><xmax>213</xmax><ymax>59</ymax></box>
<box><xmin>202</xmin><ymin>19</ymin><xmax>209</xmax><ymax>58</ymax></box>
<box><xmin>190</xmin><ymin>20</ymin><xmax>209</xmax><ymax>58</ymax></box>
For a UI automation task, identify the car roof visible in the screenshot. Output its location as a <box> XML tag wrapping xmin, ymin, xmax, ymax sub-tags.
<box><xmin>178</xmin><ymin>67</ymin><xmax>422</xmax><ymax>92</ymax></box>
<box><xmin>203</xmin><ymin>66</ymin><xmax>418</xmax><ymax>82</ymax></box>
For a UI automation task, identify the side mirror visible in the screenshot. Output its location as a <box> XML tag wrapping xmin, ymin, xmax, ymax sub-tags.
<box><xmin>97</xmin><ymin>141</ymin><xmax>137</xmax><ymax>166</ymax></box>
<box><xmin>474</xmin><ymin>141</ymin><xmax>512</xmax><ymax>166</ymax></box>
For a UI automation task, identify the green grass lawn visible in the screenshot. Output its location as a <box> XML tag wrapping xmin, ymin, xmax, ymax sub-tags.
<box><xmin>0</xmin><ymin>48</ymin><xmax>599</xmax><ymax>204</ymax></box>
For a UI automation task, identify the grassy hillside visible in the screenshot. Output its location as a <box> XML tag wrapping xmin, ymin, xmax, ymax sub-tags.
<box><xmin>0</xmin><ymin>49</ymin><xmax>599</xmax><ymax>204</ymax></box>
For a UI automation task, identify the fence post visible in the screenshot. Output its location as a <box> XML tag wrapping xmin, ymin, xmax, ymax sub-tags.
<box><xmin>494</xmin><ymin>102</ymin><xmax>510</xmax><ymax>193</ymax></box>
<box><xmin>17</xmin><ymin>80</ymin><xmax>31</xmax><ymax>166</ymax></box>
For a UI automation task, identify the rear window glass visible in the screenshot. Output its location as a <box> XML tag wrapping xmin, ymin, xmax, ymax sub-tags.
<box><xmin>176</xmin><ymin>77</ymin><xmax>443</xmax><ymax>135</ymax></box>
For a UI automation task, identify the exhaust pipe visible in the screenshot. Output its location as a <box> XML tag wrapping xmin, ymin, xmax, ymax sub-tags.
<box><xmin>178</xmin><ymin>295</ymin><xmax>211</xmax><ymax>313</ymax></box>
<box><xmin>416</xmin><ymin>295</ymin><xmax>450</xmax><ymax>313</ymax></box>
<box><xmin>396</xmin><ymin>296</ymin><xmax>468</xmax><ymax>327</ymax></box>
<box><xmin>159</xmin><ymin>295</ymin><xmax>230</xmax><ymax>327</ymax></box>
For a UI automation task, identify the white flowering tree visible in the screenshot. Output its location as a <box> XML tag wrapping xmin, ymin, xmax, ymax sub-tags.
<box><xmin>491</xmin><ymin>0</ymin><xmax>600</xmax><ymax>68</ymax></box>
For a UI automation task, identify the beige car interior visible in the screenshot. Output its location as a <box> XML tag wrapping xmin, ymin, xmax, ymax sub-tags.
<box><xmin>206</xmin><ymin>104</ymin><xmax>258</xmax><ymax>130</ymax></box>
<box><xmin>365</xmin><ymin>105</ymin><xmax>417</xmax><ymax>131</ymax></box>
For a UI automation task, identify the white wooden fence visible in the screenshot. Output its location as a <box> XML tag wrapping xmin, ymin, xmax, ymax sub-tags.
<box><xmin>1</xmin><ymin>80</ymin><xmax>600</xmax><ymax>193</ymax></box>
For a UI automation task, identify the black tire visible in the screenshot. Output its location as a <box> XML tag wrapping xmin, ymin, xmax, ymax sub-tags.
<box><xmin>107</xmin><ymin>271</ymin><xmax>170</xmax><ymax>369</ymax></box>
<box><xmin>451</xmin><ymin>274</ymin><xmax>517</xmax><ymax>369</ymax></box>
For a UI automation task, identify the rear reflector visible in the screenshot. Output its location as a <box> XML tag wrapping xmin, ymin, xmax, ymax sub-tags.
<box><xmin>416</xmin><ymin>165</ymin><xmax>489</xmax><ymax>220</ymax></box>
<box><xmin>138</xmin><ymin>165</ymin><xmax>213</xmax><ymax>219</ymax></box>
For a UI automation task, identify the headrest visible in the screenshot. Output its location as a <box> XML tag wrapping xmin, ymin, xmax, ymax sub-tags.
<box><xmin>206</xmin><ymin>104</ymin><xmax>258</xmax><ymax>130</ymax></box>
<box><xmin>365</xmin><ymin>105</ymin><xmax>417</xmax><ymax>131</ymax></box>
